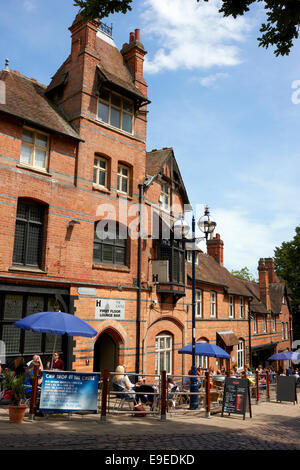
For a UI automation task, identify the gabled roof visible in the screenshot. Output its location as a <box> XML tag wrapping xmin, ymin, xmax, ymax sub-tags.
<box><xmin>0</xmin><ymin>69</ymin><xmax>80</xmax><ymax>140</ymax></box>
<box><xmin>187</xmin><ymin>252</ymin><xmax>251</xmax><ymax>297</ymax></box>
<box><xmin>145</xmin><ymin>148</ymin><xmax>191</xmax><ymax>207</ymax></box>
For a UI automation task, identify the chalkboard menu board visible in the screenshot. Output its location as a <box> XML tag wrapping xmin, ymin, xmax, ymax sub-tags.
<box><xmin>277</xmin><ymin>376</ymin><xmax>297</xmax><ymax>404</ymax></box>
<box><xmin>222</xmin><ymin>377</ymin><xmax>252</xmax><ymax>420</ymax></box>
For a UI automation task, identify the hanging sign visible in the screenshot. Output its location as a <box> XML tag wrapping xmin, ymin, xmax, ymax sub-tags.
<box><xmin>95</xmin><ymin>298</ymin><xmax>125</xmax><ymax>320</ymax></box>
<box><xmin>221</xmin><ymin>377</ymin><xmax>252</xmax><ymax>420</ymax></box>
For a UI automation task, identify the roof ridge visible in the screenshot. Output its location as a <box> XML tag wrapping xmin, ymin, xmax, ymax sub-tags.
<box><xmin>8</xmin><ymin>69</ymin><xmax>46</xmax><ymax>88</ymax></box>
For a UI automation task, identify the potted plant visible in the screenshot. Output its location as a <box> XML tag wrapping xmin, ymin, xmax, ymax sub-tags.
<box><xmin>7</xmin><ymin>375</ymin><xmax>27</xmax><ymax>423</ymax></box>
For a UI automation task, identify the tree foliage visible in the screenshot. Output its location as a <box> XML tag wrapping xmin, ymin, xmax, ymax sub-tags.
<box><xmin>231</xmin><ymin>267</ymin><xmax>257</xmax><ymax>282</ymax></box>
<box><xmin>73</xmin><ymin>0</ymin><xmax>132</xmax><ymax>20</ymax></box>
<box><xmin>74</xmin><ymin>0</ymin><xmax>300</xmax><ymax>56</ymax></box>
<box><xmin>274</xmin><ymin>227</ymin><xmax>300</xmax><ymax>314</ymax></box>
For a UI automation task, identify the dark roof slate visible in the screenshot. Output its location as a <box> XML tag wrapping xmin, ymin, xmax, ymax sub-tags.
<box><xmin>0</xmin><ymin>70</ymin><xmax>80</xmax><ymax>140</ymax></box>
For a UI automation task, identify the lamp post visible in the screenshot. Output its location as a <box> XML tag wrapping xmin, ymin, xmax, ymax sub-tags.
<box><xmin>174</xmin><ymin>205</ymin><xmax>216</xmax><ymax>409</ymax></box>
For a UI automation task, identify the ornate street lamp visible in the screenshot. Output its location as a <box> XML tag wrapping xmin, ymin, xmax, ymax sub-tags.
<box><xmin>174</xmin><ymin>205</ymin><xmax>216</xmax><ymax>409</ymax></box>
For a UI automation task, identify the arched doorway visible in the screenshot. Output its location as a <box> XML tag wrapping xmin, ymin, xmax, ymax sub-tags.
<box><xmin>93</xmin><ymin>331</ymin><xmax>120</xmax><ymax>373</ymax></box>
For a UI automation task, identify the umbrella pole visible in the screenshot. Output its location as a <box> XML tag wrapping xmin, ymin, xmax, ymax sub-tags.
<box><xmin>51</xmin><ymin>335</ymin><xmax>58</xmax><ymax>369</ymax></box>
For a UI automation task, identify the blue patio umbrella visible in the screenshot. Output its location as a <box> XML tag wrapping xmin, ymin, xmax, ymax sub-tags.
<box><xmin>268</xmin><ymin>351</ymin><xmax>300</xmax><ymax>361</ymax></box>
<box><xmin>178</xmin><ymin>342</ymin><xmax>230</xmax><ymax>359</ymax></box>
<box><xmin>14</xmin><ymin>311</ymin><xmax>97</xmax><ymax>368</ymax></box>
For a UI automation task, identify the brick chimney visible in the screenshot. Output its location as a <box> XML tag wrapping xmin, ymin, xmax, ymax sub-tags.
<box><xmin>121</xmin><ymin>29</ymin><xmax>147</xmax><ymax>97</ymax></box>
<box><xmin>264</xmin><ymin>257</ymin><xmax>280</xmax><ymax>284</ymax></box>
<box><xmin>258</xmin><ymin>258</ymin><xmax>271</xmax><ymax>311</ymax></box>
<box><xmin>69</xmin><ymin>13</ymin><xmax>99</xmax><ymax>61</ymax></box>
<box><xmin>207</xmin><ymin>233</ymin><xmax>224</xmax><ymax>265</ymax></box>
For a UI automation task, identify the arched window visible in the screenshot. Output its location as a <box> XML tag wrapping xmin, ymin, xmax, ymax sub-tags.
<box><xmin>12</xmin><ymin>199</ymin><xmax>45</xmax><ymax>268</ymax></box>
<box><xmin>93</xmin><ymin>221</ymin><xmax>127</xmax><ymax>266</ymax></box>
<box><xmin>155</xmin><ymin>333</ymin><xmax>172</xmax><ymax>375</ymax></box>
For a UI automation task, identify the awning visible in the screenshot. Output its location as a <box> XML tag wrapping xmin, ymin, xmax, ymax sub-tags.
<box><xmin>216</xmin><ymin>330</ymin><xmax>240</xmax><ymax>347</ymax></box>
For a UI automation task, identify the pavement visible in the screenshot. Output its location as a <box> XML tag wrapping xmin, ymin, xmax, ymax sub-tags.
<box><xmin>0</xmin><ymin>394</ymin><xmax>299</xmax><ymax>451</ymax></box>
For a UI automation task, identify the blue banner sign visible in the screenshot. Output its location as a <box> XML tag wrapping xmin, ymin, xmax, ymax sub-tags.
<box><xmin>39</xmin><ymin>371</ymin><xmax>99</xmax><ymax>413</ymax></box>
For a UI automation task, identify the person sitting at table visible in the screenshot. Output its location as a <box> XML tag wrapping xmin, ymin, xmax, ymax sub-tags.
<box><xmin>23</xmin><ymin>360</ymin><xmax>43</xmax><ymax>396</ymax></box>
<box><xmin>133</xmin><ymin>376</ymin><xmax>156</xmax><ymax>407</ymax></box>
<box><xmin>112</xmin><ymin>365</ymin><xmax>137</xmax><ymax>403</ymax></box>
<box><xmin>11</xmin><ymin>357</ymin><xmax>26</xmax><ymax>377</ymax></box>
<box><xmin>47</xmin><ymin>352</ymin><xmax>64</xmax><ymax>370</ymax></box>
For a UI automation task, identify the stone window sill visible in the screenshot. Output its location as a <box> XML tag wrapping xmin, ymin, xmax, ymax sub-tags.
<box><xmin>16</xmin><ymin>163</ymin><xmax>51</xmax><ymax>177</ymax></box>
<box><xmin>9</xmin><ymin>265</ymin><xmax>48</xmax><ymax>274</ymax></box>
<box><xmin>93</xmin><ymin>263</ymin><xmax>130</xmax><ymax>273</ymax></box>
<box><xmin>92</xmin><ymin>183</ymin><xmax>111</xmax><ymax>194</ymax></box>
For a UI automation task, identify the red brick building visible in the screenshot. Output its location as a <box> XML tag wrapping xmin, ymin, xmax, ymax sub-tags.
<box><xmin>0</xmin><ymin>15</ymin><xmax>292</xmax><ymax>375</ymax></box>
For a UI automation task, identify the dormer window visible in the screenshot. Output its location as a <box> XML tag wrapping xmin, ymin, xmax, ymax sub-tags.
<box><xmin>20</xmin><ymin>127</ymin><xmax>49</xmax><ymax>170</ymax></box>
<box><xmin>98</xmin><ymin>89</ymin><xmax>133</xmax><ymax>133</ymax></box>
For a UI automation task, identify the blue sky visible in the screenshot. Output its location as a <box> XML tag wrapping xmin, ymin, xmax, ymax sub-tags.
<box><xmin>1</xmin><ymin>0</ymin><xmax>300</xmax><ymax>277</ymax></box>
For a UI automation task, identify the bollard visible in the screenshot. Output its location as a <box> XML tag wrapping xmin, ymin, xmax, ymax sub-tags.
<box><xmin>255</xmin><ymin>370</ymin><xmax>260</xmax><ymax>404</ymax></box>
<box><xmin>266</xmin><ymin>371</ymin><xmax>270</xmax><ymax>402</ymax></box>
<box><xmin>160</xmin><ymin>370</ymin><xmax>167</xmax><ymax>421</ymax></box>
<box><xmin>100</xmin><ymin>369</ymin><xmax>109</xmax><ymax>423</ymax></box>
<box><xmin>205</xmin><ymin>371</ymin><xmax>210</xmax><ymax>418</ymax></box>
<box><xmin>29</xmin><ymin>363</ymin><xmax>39</xmax><ymax>421</ymax></box>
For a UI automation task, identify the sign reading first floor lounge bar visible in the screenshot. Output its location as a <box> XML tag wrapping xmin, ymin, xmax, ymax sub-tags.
<box><xmin>95</xmin><ymin>298</ymin><xmax>125</xmax><ymax>320</ymax></box>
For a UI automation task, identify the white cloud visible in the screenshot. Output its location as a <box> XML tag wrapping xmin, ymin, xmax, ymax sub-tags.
<box><xmin>194</xmin><ymin>72</ymin><xmax>229</xmax><ymax>87</ymax></box>
<box><xmin>23</xmin><ymin>0</ymin><xmax>36</xmax><ymax>12</ymax></box>
<box><xmin>142</xmin><ymin>0</ymin><xmax>253</xmax><ymax>74</ymax></box>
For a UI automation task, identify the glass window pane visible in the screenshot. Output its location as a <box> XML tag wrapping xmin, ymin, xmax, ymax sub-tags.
<box><xmin>99</xmin><ymin>159</ymin><xmax>106</xmax><ymax>169</ymax></box>
<box><xmin>122</xmin><ymin>167</ymin><xmax>128</xmax><ymax>176</ymax></box>
<box><xmin>123</xmin><ymin>99</ymin><xmax>133</xmax><ymax>113</ymax></box>
<box><xmin>34</xmin><ymin>149</ymin><xmax>46</xmax><ymax>168</ymax></box>
<box><xmin>110</xmin><ymin>107</ymin><xmax>121</xmax><ymax>128</ymax></box>
<box><xmin>98</xmin><ymin>102</ymin><xmax>109</xmax><ymax>123</ymax></box>
<box><xmin>2</xmin><ymin>325</ymin><xmax>21</xmax><ymax>354</ymax></box>
<box><xmin>93</xmin><ymin>243</ymin><xmax>102</xmax><ymax>262</ymax></box>
<box><xmin>99</xmin><ymin>89</ymin><xmax>109</xmax><ymax>102</ymax></box>
<box><xmin>121</xmin><ymin>177</ymin><xmax>128</xmax><ymax>193</ymax></box>
<box><xmin>111</xmin><ymin>93</ymin><xmax>121</xmax><ymax>108</ymax></box>
<box><xmin>26</xmin><ymin>224</ymin><xmax>42</xmax><ymax>266</ymax></box>
<box><xmin>115</xmin><ymin>247</ymin><xmax>125</xmax><ymax>265</ymax></box>
<box><xmin>98</xmin><ymin>170</ymin><xmax>106</xmax><ymax>186</ymax></box>
<box><xmin>12</xmin><ymin>221</ymin><xmax>26</xmax><ymax>264</ymax></box>
<box><xmin>22</xmin><ymin>129</ymin><xmax>34</xmax><ymax>143</ymax></box>
<box><xmin>45</xmin><ymin>334</ymin><xmax>62</xmax><ymax>353</ymax></box>
<box><xmin>102</xmin><ymin>244</ymin><xmax>113</xmax><ymax>263</ymax></box>
<box><xmin>23</xmin><ymin>330</ymin><xmax>42</xmax><ymax>354</ymax></box>
<box><xmin>93</xmin><ymin>168</ymin><xmax>97</xmax><ymax>184</ymax></box>
<box><xmin>20</xmin><ymin>144</ymin><xmax>32</xmax><ymax>165</ymax></box>
<box><xmin>36</xmin><ymin>133</ymin><xmax>48</xmax><ymax>148</ymax></box>
<box><xmin>29</xmin><ymin>205</ymin><xmax>43</xmax><ymax>223</ymax></box>
<box><xmin>26</xmin><ymin>296</ymin><xmax>45</xmax><ymax>316</ymax></box>
<box><xmin>122</xmin><ymin>113</ymin><xmax>132</xmax><ymax>133</ymax></box>
<box><xmin>4</xmin><ymin>294</ymin><xmax>23</xmax><ymax>320</ymax></box>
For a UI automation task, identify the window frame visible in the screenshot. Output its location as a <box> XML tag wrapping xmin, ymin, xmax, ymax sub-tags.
<box><xmin>93</xmin><ymin>221</ymin><xmax>127</xmax><ymax>267</ymax></box>
<box><xmin>12</xmin><ymin>200</ymin><xmax>45</xmax><ymax>269</ymax></box>
<box><xmin>117</xmin><ymin>163</ymin><xmax>130</xmax><ymax>195</ymax></box>
<box><xmin>210</xmin><ymin>291</ymin><xmax>217</xmax><ymax>318</ymax></box>
<box><xmin>195</xmin><ymin>289</ymin><xmax>202</xmax><ymax>318</ymax></box>
<box><xmin>240</xmin><ymin>296</ymin><xmax>245</xmax><ymax>318</ymax></box>
<box><xmin>229</xmin><ymin>295</ymin><xmax>234</xmax><ymax>318</ymax></box>
<box><xmin>160</xmin><ymin>182</ymin><xmax>170</xmax><ymax>211</ymax></box>
<box><xmin>237</xmin><ymin>340</ymin><xmax>245</xmax><ymax>369</ymax></box>
<box><xmin>97</xmin><ymin>88</ymin><xmax>134</xmax><ymax>134</ymax></box>
<box><xmin>253</xmin><ymin>315</ymin><xmax>257</xmax><ymax>334</ymax></box>
<box><xmin>263</xmin><ymin>315</ymin><xmax>267</xmax><ymax>333</ymax></box>
<box><xmin>93</xmin><ymin>155</ymin><xmax>108</xmax><ymax>188</ymax></box>
<box><xmin>155</xmin><ymin>334</ymin><xmax>172</xmax><ymax>375</ymax></box>
<box><xmin>20</xmin><ymin>127</ymin><xmax>49</xmax><ymax>171</ymax></box>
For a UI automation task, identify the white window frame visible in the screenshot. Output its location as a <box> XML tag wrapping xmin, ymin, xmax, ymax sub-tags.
<box><xmin>98</xmin><ymin>88</ymin><xmax>134</xmax><ymax>134</ymax></box>
<box><xmin>155</xmin><ymin>334</ymin><xmax>172</xmax><ymax>375</ymax></box>
<box><xmin>210</xmin><ymin>292</ymin><xmax>217</xmax><ymax>318</ymax></box>
<box><xmin>196</xmin><ymin>354</ymin><xmax>208</xmax><ymax>370</ymax></box>
<box><xmin>272</xmin><ymin>317</ymin><xmax>276</xmax><ymax>332</ymax></box>
<box><xmin>253</xmin><ymin>315</ymin><xmax>257</xmax><ymax>334</ymax></box>
<box><xmin>195</xmin><ymin>290</ymin><xmax>202</xmax><ymax>318</ymax></box>
<box><xmin>20</xmin><ymin>127</ymin><xmax>49</xmax><ymax>170</ymax></box>
<box><xmin>117</xmin><ymin>164</ymin><xmax>130</xmax><ymax>195</ymax></box>
<box><xmin>240</xmin><ymin>297</ymin><xmax>245</xmax><ymax>318</ymax></box>
<box><xmin>285</xmin><ymin>322</ymin><xmax>289</xmax><ymax>340</ymax></box>
<box><xmin>263</xmin><ymin>316</ymin><xmax>267</xmax><ymax>333</ymax></box>
<box><xmin>237</xmin><ymin>341</ymin><xmax>244</xmax><ymax>369</ymax></box>
<box><xmin>160</xmin><ymin>182</ymin><xmax>170</xmax><ymax>211</ymax></box>
<box><xmin>93</xmin><ymin>156</ymin><xmax>108</xmax><ymax>188</ymax></box>
<box><xmin>229</xmin><ymin>295</ymin><xmax>234</xmax><ymax>318</ymax></box>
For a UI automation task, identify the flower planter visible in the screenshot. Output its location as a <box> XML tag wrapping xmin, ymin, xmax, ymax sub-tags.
<box><xmin>8</xmin><ymin>404</ymin><xmax>27</xmax><ymax>423</ymax></box>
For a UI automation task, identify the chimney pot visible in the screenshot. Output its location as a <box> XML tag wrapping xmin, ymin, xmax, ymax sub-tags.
<box><xmin>135</xmin><ymin>29</ymin><xmax>140</xmax><ymax>41</ymax></box>
<box><xmin>130</xmin><ymin>32</ymin><xmax>135</xmax><ymax>43</ymax></box>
